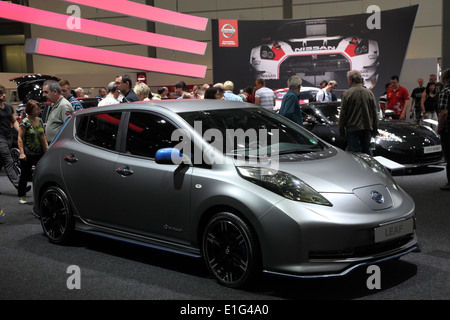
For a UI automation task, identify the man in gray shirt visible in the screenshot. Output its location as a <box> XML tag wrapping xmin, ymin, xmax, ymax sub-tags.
<box><xmin>43</xmin><ymin>80</ymin><xmax>74</xmax><ymax>143</ymax></box>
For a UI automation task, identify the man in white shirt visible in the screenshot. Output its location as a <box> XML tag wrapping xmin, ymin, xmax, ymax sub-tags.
<box><xmin>98</xmin><ymin>82</ymin><xmax>120</xmax><ymax>106</ymax></box>
<box><xmin>316</xmin><ymin>80</ymin><xmax>338</xmax><ymax>102</ymax></box>
<box><xmin>254</xmin><ymin>78</ymin><xmax>275</xmax><ymax>111</ymax></box>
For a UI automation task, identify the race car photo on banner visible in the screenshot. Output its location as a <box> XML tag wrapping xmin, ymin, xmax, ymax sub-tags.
<box><xmin>212</xmin><ymin>5</ymin><xmax>418</xmax><ymax>101</ymax></box>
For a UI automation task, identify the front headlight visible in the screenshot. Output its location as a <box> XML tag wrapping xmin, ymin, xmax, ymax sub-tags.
<box><xmin>236</xmin><ymin>166</ymin><xmax>332</xmax><ymax>206</ymax></box>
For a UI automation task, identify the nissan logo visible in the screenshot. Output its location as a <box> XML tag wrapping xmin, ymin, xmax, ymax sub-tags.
<box><xmin>371</xmin><ymin>190</ymin><xmax>384</xmax><ymax>204</ymax></box>
<box><xmin>221</xmin><ymin>24</ymin><xmax>236</xmax><ymax>38</ymax></box>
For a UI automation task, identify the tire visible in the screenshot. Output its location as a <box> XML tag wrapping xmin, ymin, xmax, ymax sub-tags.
<box><xmin>40</xmin><ymin>186</ymin><xmax>75</xmax><ymax>245</ymax></box>
<box><xmin>202</xmin><ymin>212</ymin><xmax>260</xmax><ymax>288</ymax></box>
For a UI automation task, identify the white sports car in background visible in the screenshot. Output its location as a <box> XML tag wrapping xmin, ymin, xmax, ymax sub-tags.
<box><xmin>250</xmin><ymin>20</ymin><xmax>380</xmax><ymax>89</ymax></box>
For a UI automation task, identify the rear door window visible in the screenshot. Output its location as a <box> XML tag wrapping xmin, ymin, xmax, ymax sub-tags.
<box><xmin>76</xmin><ymin>112</ymin><xmax>122</xmax><ymax>151</ymax></box>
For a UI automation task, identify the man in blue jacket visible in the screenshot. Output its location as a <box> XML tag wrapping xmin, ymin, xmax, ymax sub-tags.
<box><xmin>279</xmin><ymin>75</ymin><xmax>303</xmax><ymax>126</ymax></box>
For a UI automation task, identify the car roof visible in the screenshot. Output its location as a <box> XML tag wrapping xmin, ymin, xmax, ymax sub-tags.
<box><xmin>83</xmin><ymin>99</ymin><xmax>254</xmax><ymax>114</ymax></box>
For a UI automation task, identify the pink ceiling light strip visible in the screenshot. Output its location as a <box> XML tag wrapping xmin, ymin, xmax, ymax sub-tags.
<box><xmin>0</xmin><ymin>2</ymin><xmax>206</xmax><ymax>55</ymax></box>
<box><xmin>25</xmin><ymin>39</ymin><xmax>207</xmax><ymax>78</ymax></box>
<box><xmin>62</xmin><ymin>0</ymin><xmax>208</xmax><ymax>31</ymax></box>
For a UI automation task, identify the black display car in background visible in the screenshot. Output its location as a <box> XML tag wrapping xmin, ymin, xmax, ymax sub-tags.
<box><xmin>301</xmin><ymin>102</ymin><xmax>443</xmax><ymax>169</ymax></box>
<box><xmin>10</xmin><ymin>74</ymin><xmax>61</xmax><ymax>104</ymax></box>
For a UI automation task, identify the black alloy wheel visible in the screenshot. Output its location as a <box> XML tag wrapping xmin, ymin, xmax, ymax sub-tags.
<box><xmin>202</xmin><ymin>212</ymin><xmax>260</xmax><ymax>288</ymax></box>
<box><xmin>40</xmin><ymin>186</ymin><xmax>74</xmax><ymax>244</ymax></box>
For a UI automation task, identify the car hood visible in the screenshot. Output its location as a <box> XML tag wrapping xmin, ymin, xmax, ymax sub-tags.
<box><xmin>272</xmin><ymin>148</ymin><xmax>393</xmax><ymax>194</ymax></box>
<box><xmin>322</xmin><ymin>119</ymin><xmax>439</xmax><ymax>145</ymax></box>
<box><xmin>378</xmin><ymin>120</ymin><xmax>439</xmax><ymax>141</ymax></box>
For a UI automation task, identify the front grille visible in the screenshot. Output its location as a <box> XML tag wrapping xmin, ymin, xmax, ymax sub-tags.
<box><xmin>280</xmin><ymin>54</ymin><xmax>350</xmax><ymax>76</ymax></box>
<box><xmin>309</xmin><ymin>234</ymin><xmax>415</xmax><ymax>260</ymax></box>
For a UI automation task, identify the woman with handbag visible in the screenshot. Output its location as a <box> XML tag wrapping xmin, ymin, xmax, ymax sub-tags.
<box><xmin>17</xmin><ymin>99</ymin><xmax>48</xmax><ymax>204</ymax></box>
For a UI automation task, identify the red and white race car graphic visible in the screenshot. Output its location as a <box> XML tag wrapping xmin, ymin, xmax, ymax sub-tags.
<box><xmin>250</xmin><ymin>34</ymin><xmax>379</xmax><ymax>89</ymax></box>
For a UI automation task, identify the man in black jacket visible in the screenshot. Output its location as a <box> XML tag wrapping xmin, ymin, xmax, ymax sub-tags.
<box><xmin>339</xmin><ymin>70</ymin><xmax>378</xmax><ymax>155</ymax></box>
<box><xmin>115</xmin><ymin>74</ymin><xmax>140</xmax><ymax>102</ymax></box>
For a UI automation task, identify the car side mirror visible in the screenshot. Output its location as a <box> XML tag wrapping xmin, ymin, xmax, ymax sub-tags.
<box><xmin>155</xmin><ymin>148</ymin><xmax>191</xmax><ymax>165</ymax></box>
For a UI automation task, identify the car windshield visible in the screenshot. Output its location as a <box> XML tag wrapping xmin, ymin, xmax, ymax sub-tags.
<box><xmin>178</xmin><ymin>107</ymin><xmax>327</xmax><ymax>157</ymax></box>
<box><xmin>314</xmin><ymin>103</ymin><xmax>341</xmax><ymax>123</ymax></box>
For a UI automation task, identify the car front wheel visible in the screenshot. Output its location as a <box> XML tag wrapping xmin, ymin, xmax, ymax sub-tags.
<box><xmin>202</xmin><ymin>212</ymin><xmax>260</xmax><ymax>288</ymax></box>
<box><xmin>40</xmin><ymin>186</ymin><xmax>74</xmax><ymax>245</ymax></box>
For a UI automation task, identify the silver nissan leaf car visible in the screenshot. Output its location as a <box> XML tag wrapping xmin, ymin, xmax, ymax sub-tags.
<box><xmin>33</xmin><ymin>100</ymin><xmax>419</xmax><ymax>288</ymax></box>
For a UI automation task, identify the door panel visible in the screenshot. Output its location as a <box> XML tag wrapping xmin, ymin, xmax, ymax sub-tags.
<box><xmin>112</xmin><ymin>112</ymin><xmax>192</xmax><ymax>243</ymax></box>
<box><xmin>61</xmin><ymin>112</ymin><xmax>122</xmax><ymax>224</ymax></box>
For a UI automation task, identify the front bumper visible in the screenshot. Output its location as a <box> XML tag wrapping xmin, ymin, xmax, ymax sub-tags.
<box><xmin>256</xmin><ymin>187</ymin><xmax>418</xmax><ymax>278</ymax></box>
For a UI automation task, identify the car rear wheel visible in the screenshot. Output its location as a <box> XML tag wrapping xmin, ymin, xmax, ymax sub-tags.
<box><xmin>202</xmin><ymin>212</ymin><xmax>260</xmax><ymax>288</ymax></box>
<box><xmin>40</xmin><ymin>186</ymin><xmax>74</xmax><ymax>245</ymax></box>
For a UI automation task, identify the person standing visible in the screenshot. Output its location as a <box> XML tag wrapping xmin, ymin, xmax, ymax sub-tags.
<box><xmin>339</xmin><ymin>70</ymin><xmax>378</xmax><ymax>155</ymax></box>
<box><xmin>316</xmin><ymin>80</ymin><xmax>338</xmax><ymax>102</ymax></box>
<box><xmin>59</xmin><ymin>79</ymin><xmax>83</xmax><ymax>111</ymax></box>
<box><xmin>437</xmin><ymin>68</ymin><xmax>450</xmax><ymax>191</ymax></box>
<box><xmin>430</xmin><ymin>74</ymin><xmax>444</xmax><ymax>95</ymax></box>
<box><xmin>17</xmin><ymin>100</ymin><xmax>48</xmax><ymax>204</ymax></box>
<box><xmin>96</xmin><ymin>87</ymin><xmax>107</xmax><ymax>98</ymax></box>
<box><xmin>174</xmin><ymin>81</ymin><xmax>187</xmax><ymax>99</ymax></box>
<box><xmin>134</xmin><ymin>82</ymin><xmax>152</xmax><ymax>101</ymax></box>
<box><xmin>43</xmin><ymin>80</ymin><xmax>74</xmax><ymax>143</ymax></box>
<box><xmin>319</xmin><ymin>80</ymin><xmax>328</xmax><ymax>89</ymax></box>
<box><xmin>421</xmin><ymin>82</ymin><xmax>439</xmax><ymax>129</ymax></box>
<box><xmin>244</xmin><ymin>86</ymin><xmax>255</xmax><ymax>104</ymax></box>
<box><xmin>0</xmin><ymin>84</ymin><xmax>22</xmax><ymax>191</ymax></box>
<box><xmin>386</xmin><ymin>75</ymin><xmax>409</xmax><ymax>120</ymax></box>
<box><xmin>279</xmin><ymin>75</ymin><xmax>303</xmax><ymax>127</ymax></box>
<box><xmin>223</xmin><ymin>81</ymin><xmax>243</xmax><ymax>102</ymax></box>
<box><xmin>98</xmin><ymin>82</ymin><xmax>120</xmax><ymax>106</ymax></box>
<box><xmin>409</xmin><ymin>78</ymin><xmax>425</xmax><ymax>123</ymax></box>
<box><xmin>254</xmin><ymin>78</ymin><xmax>275</xmax><ymax>111</ymax></box>
<box><xmin>115</xmin><ymin>74</ymin><xmax>140</xmax><ymax>102</ymax></box>
<box><xmin>204</xmin><ymin>87</ymin><xmax>221</xmax><ymax>99</ymax></box>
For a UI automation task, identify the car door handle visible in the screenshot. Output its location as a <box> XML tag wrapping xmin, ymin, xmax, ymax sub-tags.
<box><xmin>116</xmin><ymin>166</ymin><xmax>134</xmax><ymax>176</ymax></box>
<box><xmin>64</xmin><ymin>154</ymin><xmax>78</xmax><ymax>164</ymax></box>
